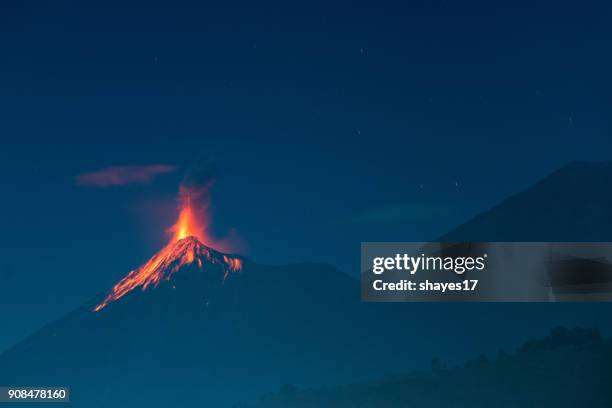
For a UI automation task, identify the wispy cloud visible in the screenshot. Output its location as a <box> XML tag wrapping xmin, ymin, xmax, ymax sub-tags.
<box><xmin>350</xmin><ymin>202</ymin><xmax>452</xmax><ymax>224</ymax></box>
<box><xmin>75</xmin><ymin>164</ymin><xmax>176</xmax><ymax>187</ymax></box>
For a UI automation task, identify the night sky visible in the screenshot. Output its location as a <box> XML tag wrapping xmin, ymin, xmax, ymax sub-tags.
<box><xmin>1</xmin><ymin>0</ymin><xmax>612</xmax><ymax>351</ymax></box>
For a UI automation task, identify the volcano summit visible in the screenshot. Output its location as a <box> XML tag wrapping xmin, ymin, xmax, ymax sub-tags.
<box><xmin>94</xmin><ymin>236</ymin><xmax>243</xmax><ymax>311</ymax></box>
<box><xmin>93</xmin><ymin>178</ymin><xmax>244</xmax><ymax>311</ymax></box>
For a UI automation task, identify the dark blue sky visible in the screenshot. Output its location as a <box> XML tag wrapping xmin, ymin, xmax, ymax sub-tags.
<box><xmin>1</xmin><ymin>0</ymin><xmax>611</xmax><ymax>351</ymax></box>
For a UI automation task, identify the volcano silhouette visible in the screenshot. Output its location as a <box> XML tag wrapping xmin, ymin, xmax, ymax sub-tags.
<box><xmin>0</xmin><ymin>237</ymin><xmax>413</xmax><ymax>408</ymax></box>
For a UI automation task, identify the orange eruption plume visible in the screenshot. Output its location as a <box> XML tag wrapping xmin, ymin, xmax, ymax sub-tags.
<box><xmin>170</xmin><ymin>194</ymin><xmax>207</xmax><ymax>243</ymax></box>
<box><xmin>94</xmin><ymin>185</ymin><xmax>242</xmax><ymax>312</ymax></box>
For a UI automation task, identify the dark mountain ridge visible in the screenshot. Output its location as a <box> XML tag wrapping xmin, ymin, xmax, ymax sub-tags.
<box><xmin>443</xmin><ymin>161</ymin><xmax>612</xmax><ymax>241</ymax></box>
<box><xmin>0</xmin><ymin>238</ymin><xmax>418</xmax><ymax>407</ymax></box>
<box><xmin>248</xmin><ymin>327</ymin><xmax>612</xmax><ymax>408</ymax></box>
<box><xmin>3</xmin><ymin>161</ymin><xmax>612</xmax><ymax>407</ymax></box>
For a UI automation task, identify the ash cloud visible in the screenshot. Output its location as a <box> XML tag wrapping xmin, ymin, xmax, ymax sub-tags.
<box><xmin>180</xmin><ymin>160</ymin><xmax>216</xmax><ymax>192</ymax></box>
<box><xmin>178</xmin><ymin>159</ymin><xmax>217</xmax><ymax>205</ymax></box>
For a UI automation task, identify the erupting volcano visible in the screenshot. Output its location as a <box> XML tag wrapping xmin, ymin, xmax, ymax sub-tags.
<box><xmin>94</xmin><ymin>187</ymin><xmax>243</xmax><ymax>311</ymax></box>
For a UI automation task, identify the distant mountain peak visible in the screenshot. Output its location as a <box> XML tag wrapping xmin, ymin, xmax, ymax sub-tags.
<box><xmin>94</xmin><ymin>236</ymin><xmax>243</xmax><ymax>311</ymax></box>
<box><xmin>441</xmin><ymin>160</ymin><xmax>612</xmax><ymax>242</ymax></box>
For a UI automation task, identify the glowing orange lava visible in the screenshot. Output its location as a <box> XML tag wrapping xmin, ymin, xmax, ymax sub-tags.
<box><xmin>170</xmin><ymin>199</ymin><xmax>206</xmax><ymax>242</ymax></box>
<box><xmin>94</xmin><ymin>193</ymin><xmax>242</xmax><ymax>312</ymax></box>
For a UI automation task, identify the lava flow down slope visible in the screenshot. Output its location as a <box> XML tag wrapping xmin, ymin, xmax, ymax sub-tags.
<box><xmin>94</xmin><ymin>236</ymin><xmax>242</xmax><ymax>312</ymax></box>
<box><xmin>93</xmin><ymin>178</ymin><xmax>243</xmax><ymax>313</ymax></box>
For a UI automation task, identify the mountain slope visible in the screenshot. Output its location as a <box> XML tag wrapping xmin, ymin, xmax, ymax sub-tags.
<box><xmin>442</xmin><ymin>161</ymin><xmax>612</xmax><ymax>241</ymax></box>
<box><xmin>0</xmin><ymin>238</ymin><xmax>418</xmax><ymax>408</ymax></box>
